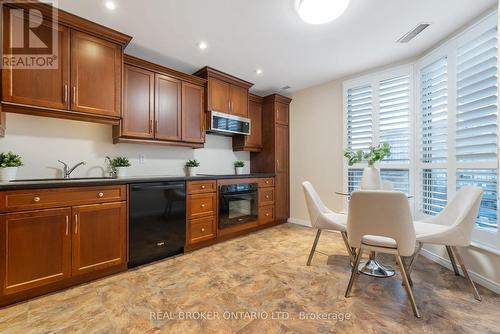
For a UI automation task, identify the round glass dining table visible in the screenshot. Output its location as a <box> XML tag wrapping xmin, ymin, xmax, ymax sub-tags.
<box><xmin>335</xmin><ymin>191</ymin><xmax>413</xmax><ymax>278</ymax></box>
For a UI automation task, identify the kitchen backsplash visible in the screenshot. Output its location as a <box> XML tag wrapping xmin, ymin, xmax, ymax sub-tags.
<box><xmin>0</xmin><ymin>113</ymin><xmax>250</xmax><ymax>179</ymax></box>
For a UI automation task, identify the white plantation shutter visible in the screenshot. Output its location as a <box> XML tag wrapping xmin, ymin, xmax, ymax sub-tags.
<box><xmin>421</xmin><ymin>169</ymin><xmax>447</xmax><ymax>215</ymax></box>
<box><xmin>379</xmin><ymin>75</ymin><xmax>410</xmax><ymax>163</ymax></box>
<box><xmin>456</xmin><ymin>27</ymin><xmax>498</xmax><ymax>162</ymax></box>
<box><xmin>347</xmin><ymin>85</ymin><xmax>373</xmax><ymax>151</ymax></box>
<box><xmin>420</xmin><ymin>58</ymin><xmax>448</xmax><ymax>163</ymax></box>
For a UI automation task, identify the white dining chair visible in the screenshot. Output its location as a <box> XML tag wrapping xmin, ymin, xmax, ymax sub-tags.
<box><xmin>345</xmin><ymin>190</ymin><xmax>420</xmax><ymax>318</ymax></box>
<box><xmin>302</xmin><ymin>181</ymin><xmax>355</xmax><ymax>266</ymax></box>
<box><xmin>411</xmin><ymin>186</ymin><xmax>483</xmax><ymax>301</ymax></box>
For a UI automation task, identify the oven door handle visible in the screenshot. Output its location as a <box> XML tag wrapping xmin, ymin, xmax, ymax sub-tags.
<box><xmin>220</xmin><ymin>191</ymin><xmax>257</xmax><ymax>196</ymax></box>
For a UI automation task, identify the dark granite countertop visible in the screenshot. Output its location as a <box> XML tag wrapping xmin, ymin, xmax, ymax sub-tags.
<box><xmin>0</xmin><ymin>173</ymin><xmax>275</xmax><ymax>191</ymax></box>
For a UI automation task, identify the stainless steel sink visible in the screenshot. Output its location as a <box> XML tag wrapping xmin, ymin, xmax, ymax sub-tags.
<box><xmin>10</xmin><ymin>177</ymin><xmax>116</xmax><ymax>183</ymax></box>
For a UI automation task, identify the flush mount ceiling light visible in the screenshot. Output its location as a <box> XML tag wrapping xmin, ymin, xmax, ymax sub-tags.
<box><xmin>105</xmin><ymin>1</ymin><xmax>116</xmax><ymax>10</ymax></box>
<box><xmin>256</xmin><ymin>69</ymin><xmax>263</xmax><ymax>75</ymax></box>
<box><xmin>198</xmin><ymin>41</ymin><xmax>208</xmax><ymax>50</ymax></box>
<box><xmin>296</xmin><ymin>0</ymin><xmax>350</xmax><ymax>25</ymax></box>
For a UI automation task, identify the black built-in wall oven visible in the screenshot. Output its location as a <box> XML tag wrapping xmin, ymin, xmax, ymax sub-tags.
<box><xmin>219</xmin><ymin>183</ymin><xmax>258</xmax><ymax>229</ymax></box>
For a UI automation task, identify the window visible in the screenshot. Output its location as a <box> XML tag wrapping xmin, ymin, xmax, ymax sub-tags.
<box><xmin>344</xmin><ymin>67</ymin><xmax>412</xmax><ymax>196</ymax></box>
<box><xmin>344</xmin><ymin>11</ymin><xmax>499</xmax><ymax>251</ymax></box>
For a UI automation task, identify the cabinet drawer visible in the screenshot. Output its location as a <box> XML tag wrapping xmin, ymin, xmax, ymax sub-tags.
<box><xmin>187</xmin><ymin>180</ymin><xmax>216</xmax><ymax>194</ymax></box>
<box><xmin>258</xmin><ymin>178</ymin><xmax>274</xmax><ymax>188</ymax></box>
<box><xmin>188</xmin><ymin>216</ymin><xmax>216</xmax><ymax>245</ymax></box>
<box><xmin>259</xmin><ymin>188</ymin><xmax>274</xmax><ymax>206</ymax></box>
<box><xmin>0</xmin><ymin>186</ymin><xmax>127</xmax><ymax>213</ymax></box>
<box><xmin>187</xmin><ymin>193</ymin><xmax>216</xmax><ymax>219</ymax></box>
<box><xmin>259</xmin><ymin>205</ymin><xmax>275</xmax><ymax>225</ymax></box>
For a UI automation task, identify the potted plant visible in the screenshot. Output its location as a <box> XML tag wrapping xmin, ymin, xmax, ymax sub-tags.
<box><xmin>185</xmin><ymin>159</ymin><xmax>200</xmax><ymax>176</ymax></box>
<box><xmin>0</xmin><ymin>152</ymin><xmax>23</xmax><ymax>181</ymax></box>
<box><xmin>110</xmin><ymin>156</ymin><xmax>131</xmax><ymax>178</ymax></box>
<box><xmin>234</xmin><ymin>160</ymin><xmax>245</xmax><ymax>175</ymax></box>
<box><xmin>344</xmin><ymin>143</ymin><xmax>391</xmax><ymax>190</ymax></box>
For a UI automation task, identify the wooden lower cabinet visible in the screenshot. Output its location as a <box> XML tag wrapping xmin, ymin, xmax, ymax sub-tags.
<box><xmin>0</xmin><ymin>208</ymin><xmax>72</xmax><ymax>295</ymax></box>
<box><xmin>187</xmin><ymin>216</ymin><xmax>216</xmax><ymax>245</ymax></box>
<box><xmin>259</xmin><ymin>205</ymin><xmax>275</xmax><ymax>225</ymax></box>
<box><xmin>71</xmin><ymin>202</ymin><xmax>127</xmax><ymax>276</ymax></box>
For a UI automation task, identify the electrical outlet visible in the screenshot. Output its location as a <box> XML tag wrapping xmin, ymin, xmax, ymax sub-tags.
<box><xmin>139</xmin><ymin>154</ymin><xmax>146</xmax><ymax>164</ymax></box>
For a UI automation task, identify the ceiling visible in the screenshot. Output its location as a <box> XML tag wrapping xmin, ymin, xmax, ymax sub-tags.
<box><xmin>57</xmin><ymin>0</ymin><xmax>497</xmax><ymax>95</ymax></box>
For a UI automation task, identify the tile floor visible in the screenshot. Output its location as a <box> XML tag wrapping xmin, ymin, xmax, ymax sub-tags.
<box><xmin>1</xmin><ymin>223</ymin><xmax>499</xmax><ymax>333</ymax></box>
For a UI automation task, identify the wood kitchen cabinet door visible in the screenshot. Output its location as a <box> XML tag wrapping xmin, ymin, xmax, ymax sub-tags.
<box><xmin>122</xmin><ymin>64</ymin><xmax>155</xmax><ymax>138</ymax></box>
<box><xmin>71</xmin><ymin>202</ymin><xmax>126</xmax><ymax>276</ymax></box>
<box><xmin>230</xmin><ymin>85</ymin><xmax>248</xmax><ymax>117</ymax></box>
<box><xmin>275</xmin><ymin>102</ymin><xmax>289</xmax><ymax>126</ymax></box>
<box><xmin>0</xmin><ymin>208</ymin><xmax>72</xmax><ymax>295</ymax></box>
<box><xmin>246</xmin><ymin>99</ymin><xmax>263</xmax><ymax>148</ymax></box>
<box><xmin>2</xmin><ymin>9</ymin><xmax>70</xmax><ymax>110</ymax></box>
<box><xmin>208</xmin><ymin>78</ymin><xmax>230</xmax><ymax>113</ymax></box>
<box><xmin>155</xmin><ymin>74</ymin><xmax>182</xmax><ymax>141</ymax></box>
<box><xmin>275</xmin><ymin>172</ymin><xmax>289</xmax><ymax>222</ymax></box>
<box><xmin>70</xmin><ymin>30</ymin><xmax>121</xmax><ymax>117</ymax></box>
<box><xmin>275</xmin><ymin>124</ymin><xmax>289</xmax><ymax>174</ymax></box>
<box><xmin>181</xmin><ymin>82</ymin><xmax>205</xmax><ymax>143</ymax></box>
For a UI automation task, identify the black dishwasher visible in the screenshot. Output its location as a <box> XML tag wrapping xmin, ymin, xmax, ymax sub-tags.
<box><xmin>129</xmin><ymin>182</ymin><xmax>186</xmax><ymax>268</ymax></box>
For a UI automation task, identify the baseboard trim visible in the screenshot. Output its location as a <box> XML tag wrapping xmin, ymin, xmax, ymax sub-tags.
<box><xmin>420</xmin><ymin>248</ymin><xmax>500</xmax><ymax>295</ymax></box>
<box><xmin>287</xmin><ymin>218</ymin><xmax>311</xmax><ymax>227</ymax></box>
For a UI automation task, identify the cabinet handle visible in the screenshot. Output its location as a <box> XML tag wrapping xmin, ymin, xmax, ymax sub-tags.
<box><xmin>98</xmin><ymin>192</ymin><xmax>104</xmax><ymax>198</ymax></box>
<box><xmin>201</xmin><ymin>185</ymin><xmax>206</xmax><ymax>189</ymax></box>
<box><xmin>266</xmin><ymin>180</ymin><xmax>270</xmax><ymax>184</ymax></box>
<box><xmin>155</xmin><ymin>120</ymin><xmax>159</xmax><ymax>133</ymax></box>
<box><xmin>33</xmin><ymin>196</ymin><xmax>41</xmax><ymax>203</ymax></box>
<box><xmin>72</xmin><ymin>86</ymin><xmax>76</xmax><ymax>104</ymax></box>
<box><xmin>228</xmin><ymin>100</ymin><xmax>231</xmax><ymax>113</ymax></box>
<box><xmin>150</xmin><ymin>120</ymin><xmax>153</xmax><ymax>134</ymax></box>
<box><xmin>276</xmin><ymin>159</ymin><xmax>280</xmax><ymax>169</ymax></box>
<box><xmin>64</xmin><ymin>84</ymin><xmax>68</xmax><ymax>103</ymax></box>
<box><xmin>74</xmin><ymin>214</ymin><xmax>78</xmax><ymax>234</ymax></box>
<box><xmin>201</xmin><ymin>204</ymin><xmax>206</xmax><ymax>208</ymax></box>
<box><xmin>266</xmin><ymin>213</ymin><xmax>270</xmax><ymax>217</ymax></box>
<box><xmin>65</xmin><ymin>216</ymin><xmax>69</xmax><ymax>236</ymax></box>
<box><xmin>201</xmin><ymin>228</ymin><xmax>205</xmax><ymax>232</ymax></box>
<box><xmin>266</xmin><ymin>195</ymin><xmax>270</xmax><ymax>199</ymax></box>
<box><xmin>156</xmin><ymin>242</ymin><xmax>165</xmax><ymax>246</ymax></box>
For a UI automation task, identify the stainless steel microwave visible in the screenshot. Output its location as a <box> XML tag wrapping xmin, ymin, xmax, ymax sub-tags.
<box><xmin>208</xmin><ymin>111</ymin><xmax>251</xmax><ymax>136</ymax></box>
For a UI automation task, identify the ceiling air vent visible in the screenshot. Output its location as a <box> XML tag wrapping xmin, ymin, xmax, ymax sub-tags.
<box><xmin>397</xmin><ymin>23</ymin><xmax>430</xmax><ymax>43</ymax></box>
<box><xmin>281</xmin><ymin>85</ymin><xmax>291</xmax><ymax>90</ymax></box>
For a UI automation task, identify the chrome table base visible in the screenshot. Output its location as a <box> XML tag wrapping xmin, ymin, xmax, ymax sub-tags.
<box><xmin>358</xmin><ymin>251</ymin><xmax>395</xmax><ymax>278</ymax></box>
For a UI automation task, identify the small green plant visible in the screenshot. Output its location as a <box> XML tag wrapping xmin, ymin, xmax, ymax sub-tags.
<box><xmin>110</xmin><ymin>156</ymin><xmax>131</xmax><ymax>168</ymax></box>
<box><xmin>185</xmin><ymin>159</ymin><xmax>200</xmax><ymax>168</ymax></box>
<box><xmin>0</xmin><ymin>152</ymin><xmax>23</xmax><ymax>168</ymax></box>
<box><xmin>344</xmin><ymin>143</ymin><xmax>391</xmax><ymax>167</ymax></box>
<box><xmin>234</xmin><ymin>160</ymin><xmax>245</xmax><ymax>168</ymax></box>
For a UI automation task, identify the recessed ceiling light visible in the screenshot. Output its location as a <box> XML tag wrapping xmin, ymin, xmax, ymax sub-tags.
<box><xmin>296</xmin><ymin>0</ymin><xmax>350</xmax><ymax>25</ymax></box>
<box><xmin>105</xmin><ymin>1</ymin><xmax>116</xmax><ymax>10</ymax></box>
<box><xmin>256</xmin><ymin>69</ymin><xmax>263</xmax><ymax>75</ymax></box>
<box><xmin>198</xmin><ymin>41</ymin><xmax>208</xmax><ymax>50</ymax></box>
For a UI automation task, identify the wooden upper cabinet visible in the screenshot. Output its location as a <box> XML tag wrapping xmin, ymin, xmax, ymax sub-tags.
<box><xmin>122</xmin><ymin>65</ymin><xmax>154</xmax><ymax>139</ymax></box>
<box><xmin>230</xmin><ymin>85</ymin><xmax>248</xmax><ymax>117</ymax></box>
<box><xmin>275</xmin><ymin>102</ymin><xmax>289</xmax><ymax>126</ymax></box>
<box><xmin>208</xmin><ymin>78</ymin><xmax>230</xmax><ymax>114</ymax></box>
<box><xmin>70</xmin><ymin>31</ymin><xmax>122</xmax><ymax>117</ymax></box>
<box><xmin>2</xmin><ymin>8</ymin><xmax>70</xmax><ymax>110</ymax></box>
<box><xmin>155</xmin><ymin>74</ymin><xmax>182</xmax><ymax>141</ymax></box>
<box><xmin>182</xmin><ymin>82</ymin><xmax>205</xmax><ymax>143</ymax></box>
<box><xmin>71</xmin><ymin>202</ymin><xmax>126</xmax><ymax>276</ymax></box>
<box><xmin>1</xmin><ymin>2</ymin><xmax>131</xmax><ymax>125</ymax></box>
<box><xmin>194</xmin><ymin>67</ymin><xmax>253</xmax><ymax>116</ymax></box>
<box><xmin>0</xmin><ymin>208</ymin><xmax>72</xmax><ymax>295</ymax></box>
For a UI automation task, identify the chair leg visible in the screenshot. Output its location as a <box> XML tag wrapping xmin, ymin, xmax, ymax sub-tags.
<box><xmin>307</xmin><ymin>229</ymin><xmax>322</xmax><ymax>266</ymax></box>
<box><xmin>407</xmin><ymin>242</ymin><xmax>423</xmax><ymax>277</ymax></box>
<box><xmin>345</xmin><ymin>248</ymin><xmax>363</xmax><ymax>298</ymax></box>
<box><xmin>446</xmin><ymin>246</ymin><xmax>460</xmax><ymax>276</ymax></box>
<box><xmin>396</xmin><ymin>255</ymin><xmax>421</xmax><ymax>318</ymax></box>
<box><xmin>451</xmin><ymin>246</ymin><xmax>481</xmax><ymax>301</ymax></box>
<box><xmin>341</xmin><ymin>231</ymin><xmax>355</xmax><ymax>262</ymax></box>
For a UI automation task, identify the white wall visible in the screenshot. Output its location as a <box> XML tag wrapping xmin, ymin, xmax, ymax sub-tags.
<box><xmin>0</xmin><ymin>113</ymin><xmax>250</xmax><ymax>179</ymax></box>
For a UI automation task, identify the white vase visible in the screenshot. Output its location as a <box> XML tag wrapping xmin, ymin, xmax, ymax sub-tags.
<box><xmin>361</xmin><ymin>166</ymin><xmax>381</xmax><ymax>190</ymax></box>
<box><xmin>115</xmin><ymin>167</ymin><xmax>129</xmax><ymax>178</ymax></box>
<box><xmin>0</xmin><ymin>167</ymin><xmax>18</xmax><ymax>182</ymax></box>
<box><xmin>235</xmin><ymin>167</ymin><xmax>244</xmax><ymax>175</ymax></box>
<box><xmin>187</xmin><ymin>167</ymin><xmax>198</xmax><ymax>176</ymax></box>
